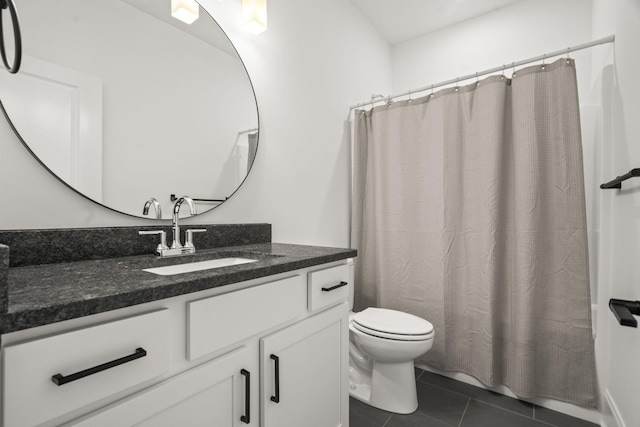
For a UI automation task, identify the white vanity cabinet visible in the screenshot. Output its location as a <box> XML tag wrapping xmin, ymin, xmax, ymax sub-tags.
<box><xmin>2</xmin><ymin>309</ymin><xmax>172</xmax><ymax>427</ymax></box>
<box><xmin>260</xmin><ymin>263</ymin><xmax>350</xmax><ymax>427</ymax></box>
<box><xmin>67</xmin><ymin>344</ymin><xmax>257</xmax><ymax>427</ymax></box>
<box><xmin>0</xmin><ymin>259</ymin><xmax>352</xmax><ymax>427</ymax></box>
<box><xmin>261</xmin><ymin>303</ymin><xmax>348</xmax><ymax>427</ymax></box>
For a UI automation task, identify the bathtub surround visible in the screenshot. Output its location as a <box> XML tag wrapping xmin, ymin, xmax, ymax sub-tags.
<box><xmin>352</xmin><ymin>59</ymin><xmax>597</xmax><ymax>408</ymax></box>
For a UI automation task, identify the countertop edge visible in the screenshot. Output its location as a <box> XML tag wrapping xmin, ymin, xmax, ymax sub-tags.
<box><xmin>1</xmin><ymin>245</ymin><xmax>356</xmax><ymax>335</ymax></box>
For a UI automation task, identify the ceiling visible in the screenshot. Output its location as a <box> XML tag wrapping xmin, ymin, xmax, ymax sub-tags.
<box><xmin>349</xmin><ymin>0</ymin><xmax>525</xmax><ymax>45</ymax></box>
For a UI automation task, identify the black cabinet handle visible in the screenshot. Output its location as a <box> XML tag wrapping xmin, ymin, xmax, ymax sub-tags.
<box><xmin>51</xmin><ymin>347</ymin><xmax>147</xmax><ymax>386</ymax></box>
<box><xmin>240</xmin><ymin>369</ymin><xmax>251</xmax><ymax>423</ymax></box>
<box><xmin>270</xmin><ymin>354</ymin><xmax>280</xmax><ymax>403</ymax></box>
<box><xmin>321</xmin><ymin>281</ymin><xmax>348</xmax><ymax>292</ymax></box>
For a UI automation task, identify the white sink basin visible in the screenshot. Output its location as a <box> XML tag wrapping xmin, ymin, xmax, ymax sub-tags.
<box><xmin>143</xmin><ymin>257</ymin><xmax>258</xmax><ymax>276</ymax></box>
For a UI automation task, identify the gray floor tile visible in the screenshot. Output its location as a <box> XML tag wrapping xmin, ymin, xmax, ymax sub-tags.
<box><xmin>349</xmin><ymin>397</ymin><xmax>392</xmax><ymax>427</ymax></box>
<box><xmin>460</xmin><ymin>400</ymin><xmax>551</xmax><ymax>427</ymax></box>
<box><xmin>350</xmin><ymin>369</ymin><xmax>597</xmax><ymax>427</ymax></box>
<box><xmin>535</xmin><ymin>406</ymin><xmax>599</xmax><ymax>427</ymax></box>
<box><xmin>385</xmin><ymin>411</ymin><xmax>453</xmax><ymax>427</ymax></box>
<box><xmin>419</xmin><ymin>371</ymin><xmax>534</xmax><ymax>417</ymax></box>
<box><xmin>415</xmin><ymin>381</ymin><xmax>470</xmax><ymax>426</ymax></box>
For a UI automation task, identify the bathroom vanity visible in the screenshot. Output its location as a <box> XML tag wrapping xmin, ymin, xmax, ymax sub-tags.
<box><xmin>0</xmin><ymin>226</ymin><xmax>355</xmax><ymax>427</ymax></box>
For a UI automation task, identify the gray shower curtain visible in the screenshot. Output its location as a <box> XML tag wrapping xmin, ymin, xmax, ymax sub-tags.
<box><xmin>351</xmin><ymin>58</ymin><xmax>597</xmax><ymax>408</ymax></box>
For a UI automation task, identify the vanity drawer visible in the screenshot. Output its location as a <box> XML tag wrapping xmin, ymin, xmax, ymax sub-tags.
<box><xmin>187</xmin><ymin>275</ymin><xmax>306</xmax><ymax>361</ymax></box>
<box><xmin>308</xmin><ymin>263</ymin><xmax>350</xmax><ymax>312</ymax></box>
<box><xmin>2</xmin><ymin>309</ymin><xmax>171</xmax><ymax>427</ymax></box>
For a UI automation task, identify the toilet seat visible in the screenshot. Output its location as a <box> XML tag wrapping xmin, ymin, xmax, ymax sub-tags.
<box><xmin>352</xmin><ymin>308</ymin><xmax>433</xmax><ymax>341</ymax></box>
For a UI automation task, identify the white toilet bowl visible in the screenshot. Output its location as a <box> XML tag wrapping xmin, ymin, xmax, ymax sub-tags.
<box><xmin>348</xmin><ymin>307</ymin><xmax>434</xmax><ymax>414</ymax></box>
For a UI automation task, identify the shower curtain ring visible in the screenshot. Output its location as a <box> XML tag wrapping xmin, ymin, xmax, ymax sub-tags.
<box><xmin>408</xmin><ymin>89</ymin><xmax>413</xmax><ymax>103</ymax></box>
<box><xmin>430</xmin><ymin>85</ymin><xmax>434</xmax><ymax>98</ymax></box>
<box><xmin>501</xmin><ymin>65</ymin><xmax>506</xmax><ymax>80</ymax></box>
<box><xmin>455</xmin><ymin>77</ymin><xmax>459</xmax><ymax>91</ymax></box>
<box><xmin>541</xmin><ymin>54</ymin><xmax>546</xmax><ymax>70</ymax></box>
<box><xmin>512</xmin><ymin>62</ymin><xmax>516</xmax><ymax>77</ymax></box>
<box><xmin>566</xmin><ymin>47</ymin><xmax>572</xmax><ymax>64</ymax></box>
<box><xmin>475</xmin><ymin>72</ymin><xmax>480</xmax><ymax>86</ymax></box>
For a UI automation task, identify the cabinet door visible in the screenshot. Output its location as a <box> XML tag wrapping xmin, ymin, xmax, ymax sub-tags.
<box><xmin>67</xmin><ymin>345</ymin><xmax>258</xmax><ymax>427</ymax></box>
<box><xmin>3</xmin><ymin>309</ymin><xmax>171</xmax><ymax>427</ymax></box>
<box><xmin>260</xmin><ymin>303</ymin><xmax>349</xmax><ymax>427</ymax></box>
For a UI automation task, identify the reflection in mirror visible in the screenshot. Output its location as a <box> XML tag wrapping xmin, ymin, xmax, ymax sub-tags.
<box><xmin>0</xmin><ymin>0</ymin><xmax>259</xmax><ymax>219</ymax></box>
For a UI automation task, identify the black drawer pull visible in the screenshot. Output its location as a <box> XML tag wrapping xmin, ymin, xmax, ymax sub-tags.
<box><xmin>51</xmin><ymin>347</ymin><xmax>147</xmax><ymax>386</ymax></box>
<box><xmin>240</xmin><ymin>369</ymin><xmax>251</xmax><ymax>423</ymax></box>
<box><xmin>270</xmin><ymin>354</ymin><xmax>280</xmax><ymax>403</ymax></box>
<box><xmin>321</xmin><ymin>281</ymin><xmax>348</xmax><ymax>292</ymax></box>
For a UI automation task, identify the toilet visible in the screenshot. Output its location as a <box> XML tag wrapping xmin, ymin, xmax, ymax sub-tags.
<box><xmin>347</xmin><ymin>264</ymin><xmax>434</xmax><ymax>414</ymax></box>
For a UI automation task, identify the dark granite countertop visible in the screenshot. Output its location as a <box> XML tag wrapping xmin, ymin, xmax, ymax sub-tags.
<box><xmin>0</xmin><ymin>243</ymin><xmax>356</xmax><ymax>335</ymax></box>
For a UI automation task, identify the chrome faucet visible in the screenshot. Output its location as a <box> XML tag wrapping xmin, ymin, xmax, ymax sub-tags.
<box><xmin>142</xmin><ymin>198</ymin><xmax>162</xmax><ymax>219</ymax></box>
<box><xmin>138</xmin><ymin>196</ymin><xmax>206</xmax><ymax>257</ymax></box>
<box><xmin>171</xmin><ymin>196</ymin><xmax>197</xmax><ymax>249</ymax></box>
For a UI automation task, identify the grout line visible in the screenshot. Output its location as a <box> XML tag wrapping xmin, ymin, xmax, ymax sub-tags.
<box><xmin>529</xmin><ymin>407</ymin><xmax>570</xmax><ymax>427</ymax></box>
<box><xmin>417</xmin><ymin>377</ymin><xmax>472</xmax><ymax>400</ymax></box>
<box><xmin>361</xmin><ymin>370</ymin><xmax>580</xmax><ymax>427</ymax></box>
<box><xmin>471</xmin><ymin>399</ymin><xmax>557</xmax><ymax>426</ymax></box>
<box><xmin>417</xmin><ymin>370</ymin><xmax>594</xmax><ymax>426</ymax></box>
<box><xmin>471</xmin><ymin>399</ymin><xmax>539</xmax><ymax>422</ymax></box>
<box><xmin>380</xmin><ymin>414</ymin><xmax>393</xmax><ymax>427</ymax></box>
<box><xmin>418</xmin><ymin>373</ymin><xmax>541</xmax><ymax>421</ymax></box>
<box><xmin>478</xmin><ymin>401</ymin><xmax>535</xmax><ymax>420</ymax></box>
<box><xmin>458</xmin><ymin>398</ymin><xmax>471</xmax><ymax>427</ymax></box>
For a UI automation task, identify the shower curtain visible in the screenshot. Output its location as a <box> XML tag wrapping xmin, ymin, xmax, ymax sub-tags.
<box><xmin>351</xmin><ymin>58</ymin><xmax>598</xmax><ymax>408</ymax></box>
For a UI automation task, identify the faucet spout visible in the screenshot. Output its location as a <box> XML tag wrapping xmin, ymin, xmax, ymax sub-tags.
<box><xmin>142</xmin><ymin>198</ymin><xmax>162</xmax><ymax>219</ymax></box>
<box><xmin>171</xmin><ymin>196</ymin><xmax>197</xmax><ymax>249</ymax></box>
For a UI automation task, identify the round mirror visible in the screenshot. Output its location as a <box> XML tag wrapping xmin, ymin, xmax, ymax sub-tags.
<box><xmin>0</xmin><ymin>0</ymin><xmax>259</xmax><ymax>219</ymax></box>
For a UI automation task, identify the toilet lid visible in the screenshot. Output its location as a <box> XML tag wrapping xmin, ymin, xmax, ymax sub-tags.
<box><xmin>353</xmin><ymin>308</ymin><xmax>433</xmax><ymax>338</ymax></box>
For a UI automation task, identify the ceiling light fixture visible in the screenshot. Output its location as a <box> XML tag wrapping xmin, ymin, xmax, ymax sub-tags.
<box><xmin>171</xmin><ymin>0</ymin><xmax>200</xmax><ymax>25</ymax></box>
<box><xmin>241</xmin><ymin>0</ymin><xmax>267</xmax><ymax>35</ymax></box>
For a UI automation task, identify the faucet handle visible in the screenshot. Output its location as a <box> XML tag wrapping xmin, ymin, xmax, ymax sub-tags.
<box><xmin>139</xmin><ymin>230</ymin><xmax>169</xmax><ymax>255</ymax></box>
<box><xmin>185</xmin><ymin>229</ymin><xmax>206</xmax><ymax>249</ymax></box>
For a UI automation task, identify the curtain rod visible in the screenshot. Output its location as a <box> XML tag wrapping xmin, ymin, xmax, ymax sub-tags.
<box><xmin>349</xmin><ymin>34</ymin><xmax>615</xmax><ymax>111</ymax></box>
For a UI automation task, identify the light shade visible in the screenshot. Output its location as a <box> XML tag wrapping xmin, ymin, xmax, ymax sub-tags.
<box><xmin>241</xmin><ymin>0</ymin><xmax>267</xmax><ymax>35</ymax></box>
<box><xmin>171</xmin><ymin>0</ymin><xmax>200</xmax><ymax>25</ymax></box>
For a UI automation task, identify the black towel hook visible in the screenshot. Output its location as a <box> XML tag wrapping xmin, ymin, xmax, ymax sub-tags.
<box><xmin>0</xmin><ymin>0</ymin><xmax>22</xmax><ymax>74</ymax></box>
<box><xmin>600</xmin><ymin>168</ymin><xmax>640</xmax><ymax>189</ymax></box>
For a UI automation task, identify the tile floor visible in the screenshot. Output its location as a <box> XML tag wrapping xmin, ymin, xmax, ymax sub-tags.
<box><xmin>350</xmin><ymin>369</ymin><xmax>599</xmax><ymax>427</ymax></box>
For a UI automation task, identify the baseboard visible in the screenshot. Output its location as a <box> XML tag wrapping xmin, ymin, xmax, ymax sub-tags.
<box><xmin>416</xmin><ymin>364</ymin><xmax>601</xmax><ymax>425</ymax></box>
<box><xmin>602</xmin><ymin>389</ymin><xmax>625</xmax><ymax>427</ymax></box>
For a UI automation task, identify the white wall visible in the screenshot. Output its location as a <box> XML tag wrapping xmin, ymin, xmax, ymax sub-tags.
<box><xmin>591</xmin><ymin>1</ymin><xmax>640</xmax><ymax>426</ymax></box>
<box><xmin>0</xmin><ymin>0</ymin><xmax>391</xmax><ymax>249</ymax></box>
<box><xmin>391</xmin><ymin>0</ymin><xmax>593</xmax><ymax>98</ymax></box>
